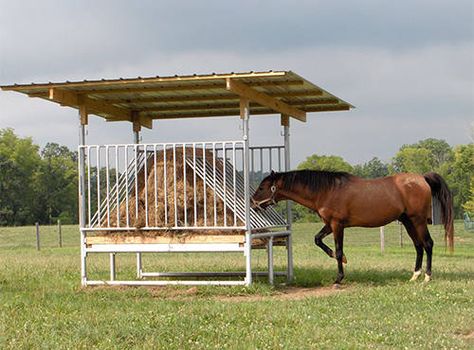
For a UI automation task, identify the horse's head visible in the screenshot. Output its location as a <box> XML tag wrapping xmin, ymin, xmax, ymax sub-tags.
<box><xmin>251</xmin><ymin>170</ymin><xmax>281</xmax><ymax>211</ymax></box>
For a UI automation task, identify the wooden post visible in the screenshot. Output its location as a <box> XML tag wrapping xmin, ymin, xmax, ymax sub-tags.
<box><xmin>58</xmin><ymin>219</ymin><xmax>62</xmax><ymax>248</ymax></box>
<box><xmin>35</xmin><ymin>222</ymin><xmax>40</xmax><ymax>251</ymax></box>
<box><xmin>380</xmin><ymin>226</ymin><xmax>385</xmax><ymax>253</ymax></box>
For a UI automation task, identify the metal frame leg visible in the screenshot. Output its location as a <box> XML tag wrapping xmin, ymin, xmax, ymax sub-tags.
<box><xmin>136</xmin><ymin>253</ymin><xmax>142</xmax><ymax>279</ymax></box>
<box><xmin>286</xmin><ymin>234</ymin><xmax>294</xmax><ymax>283</ymax></box>
<box><xmin>245</xmin><ymin>233</ymin><xmax>252</xmax><ymax>286</ymax></box>
<box><xmin>110</xmin><ymin>253</ymin><xmax>116</xmax><ymax>281</ymax></box>
<box><xmin>80</xmin><ymin>230</ymin><xmax>87</xmax><ymax>286</ymax></box>
<box><xmin>267</xmin><ymin>237</ymin><xmax>274</xmax><ymax>285</ymax></box>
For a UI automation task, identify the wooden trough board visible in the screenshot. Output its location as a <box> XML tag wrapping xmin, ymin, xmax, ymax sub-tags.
<box><xmin>86</xmin><ymin>235</ymin><xmax>286</xmax><ymax>248</ymax></box>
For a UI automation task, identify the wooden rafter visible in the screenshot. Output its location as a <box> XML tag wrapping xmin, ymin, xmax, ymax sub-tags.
<box><xmin>64</xmin><ymin>79</ymin><xmax>304</xmax><ymax>96</ymax></box>
<box><xmin>48</xmin><ymin>88</ymin><xmax>153</xmax><ymax>129</ymax></box>
<box><xmin>100</xmin><ymin>90</ymin><xmax>324</xmax><ymax>104</ymax></box>
<box><xmin>137</xmin><ymin>98</ymin><xmax>340</xmax><ymax>113</ymax></box>
<box><xmin>140</xmin><ymin>104</ymin><xmax>350</xmax><ymax>120</ymax></box>
<box><xmin>226</xmin><ymin>78</ymin><xmax>306</xmax><ymax>122</ymax></box>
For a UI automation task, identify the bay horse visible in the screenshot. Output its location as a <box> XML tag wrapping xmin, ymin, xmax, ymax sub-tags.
<box><xmin>251</xmin><ymin>170</ymin><xmax>454</xmax><ymax>285</ymax></box>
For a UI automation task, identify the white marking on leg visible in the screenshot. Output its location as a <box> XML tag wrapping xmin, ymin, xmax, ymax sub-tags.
<box><xmin>410</xmin><ymin>270</ymin><xmax>422</xmax><ymax>281</ymax></box>
<box><xmin>424</xmin><ymin>273</ymin><xmax>431</xmax><ymax>283</ymax></box>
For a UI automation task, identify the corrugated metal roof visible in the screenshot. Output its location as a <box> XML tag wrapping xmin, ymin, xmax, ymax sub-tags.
<box><xmin>1</xmin><ymin>70</ymin><xmax>353</xmax><ymax>125</ymax></box>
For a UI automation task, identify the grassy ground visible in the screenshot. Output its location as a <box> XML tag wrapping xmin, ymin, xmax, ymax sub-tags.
<box><xmin>0</xmin><ymin>222</ymin><xmax>473</xmax><ymax>349</ymax></box>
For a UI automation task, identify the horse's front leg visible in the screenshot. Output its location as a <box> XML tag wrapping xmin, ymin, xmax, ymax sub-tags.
<box><xmin>314</xmin><ymin>224</ymin><xmax>347</xmax><ymax>263</ymax></box>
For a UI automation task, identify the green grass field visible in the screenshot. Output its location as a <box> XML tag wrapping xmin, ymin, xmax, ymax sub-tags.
<box><xmin>1</xmin><ymin>222</ymin><xmax>473</xmax><ymax>349</ymax></box>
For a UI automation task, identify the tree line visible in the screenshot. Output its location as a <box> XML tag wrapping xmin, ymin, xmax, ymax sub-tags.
<box><xmin>0</xmin><ymin>128</ymin><xmax>472</xmax><ymax>226</ymax></box>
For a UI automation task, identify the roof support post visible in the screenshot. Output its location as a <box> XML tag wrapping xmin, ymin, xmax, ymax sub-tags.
<box><xmin>78</xmin><ymin>106</ymin><xmax>88</xmax><ymax>286</ymax></box>
<box><xmin>281</xmin><ymin>114</ymin><xmax>294</xmax><ymax>283</ymax></box>
<box><xmin>241</xmin><ymin>98</ymin><xmax>252</xmax><ymax>286</ymax></box>
<box><xmin>132</xmin><ymin>111</ymin><xmax>141</xmax><ymax>143</ymax></box>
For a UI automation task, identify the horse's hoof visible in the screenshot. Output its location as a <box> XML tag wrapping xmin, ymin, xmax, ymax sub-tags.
<box><xmin>332</xmin><ymin>283</ymin><xmax>341</xmax><ymax>289</ymax></box>
<box><xmin>409</xmin><ymin>270</ymin><xmax>422</xmax><ymax>281</ymax></box>
<box><xmin>423</xmin><ymin>274</ymin><xmax>432</xmax><ymax>283</ymax></box>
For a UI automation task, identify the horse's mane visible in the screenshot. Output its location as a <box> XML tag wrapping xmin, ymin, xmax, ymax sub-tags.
<box><xmin>275</xmin><ymin>170</ymin><xmax>353</xmax><ymax>193</ymax></box>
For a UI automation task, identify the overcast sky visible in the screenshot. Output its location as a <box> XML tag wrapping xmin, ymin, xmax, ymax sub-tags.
<box><xmin>0</xmin><ymin>0</ymin><xmax>472</xmax><ymax>166</ymax></box>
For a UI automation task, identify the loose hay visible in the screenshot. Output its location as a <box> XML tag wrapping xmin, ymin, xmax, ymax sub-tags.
<box><xmin>103</xmin><ymin>147</ymin><xmax>245</xmax><ymax>237</ymax></box>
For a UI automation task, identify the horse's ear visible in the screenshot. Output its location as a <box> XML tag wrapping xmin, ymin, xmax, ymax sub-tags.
<box><xmin>270</xmin><ymin>170</ymin><xmax>276</xmax><ymax>177</ymax></box>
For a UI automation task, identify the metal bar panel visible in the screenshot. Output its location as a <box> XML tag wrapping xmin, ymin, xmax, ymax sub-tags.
<box><xmin>105</xmin><ymin>146</ymin><xmax>110</xmax><ymax>227</ymax></box>
<box><xmin>96</xmin><ymin>147</ymin><xmax>101</xmax><ymax>227</ymax></box>
<box><xmin>183</xmin><ymin>144</ymin><xmax>188</xmax><ymax>227</ymax></box>
<box><xmin>87</xmin><ymin>146</ymin><xmax>91</xmax><ymax>227</ymax></box>
<box><xmin>141</xmin><ymin>271</ymin><xmax>287</xmax><ymax>278</ymax></box>
<box><xmin>134</xmin><ymin>144</ymin><xmax>139</xmax><ymax>222</ymax></box>
<box><xmin>144</xmin><ymin>145</ymin><xmax>149</xmax><ymax>227</ymax></box>
<box><xmin>163</xmin><ymin>146</ymin><xmax>168</xmax><ymax>225</ymax></box>
<box><xmin>212</xmin><ymin>143</ymin><xmax>217</xmax><ymax>226</ymax></box>
<box><xmin>125</xmin><ymin>146</ymin><xmax>130</xmax><ymax>227</ymax></box>
<box><xmin>193</xmin><ymin>144</ymin><xmax>197</xmax><ymax>225</ymax></box>
<box><xmin>115</xmin><ymin>146</ymin><xmax>120</xmax><ymax>227</ymax></box>
<box><xmin>173</xmin><ymin>145</ymin><xmax>177</xmax><ymax>226</ymax></box>
<box><xmin>233</xmin><ymin>143</ymin><xmax>237</xmax><ymax>226</ymax></box>
<box><xmin>269</xmin><ymin>147</ymin><xmax>273</xmax><ymax>173</ymax></box>
<box><xmin>86</xmin><ymin>243</ymin><xmax>244</xmax><ymax>253</ymax></box>
<box><xmin>202</xmin><ymin>143</ymin><xmax>207</xmax><ymax>226</ymax></box>
<box><xmin>154</xmin><ymin>145</ymin><xmax>158</xmax><ymax>227</ymax></box>
<box><xmin>86</xmin><ymin>280</ymin><xmax>247</xmax><ymax>286</ymax></box>
<box><xmin>222</xmin><ymin>142</ymin><xmax>227</xmax><ymax>227</ymax></box>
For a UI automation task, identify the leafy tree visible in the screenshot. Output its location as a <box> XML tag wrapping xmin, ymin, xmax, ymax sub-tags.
<box><xmin>391</xmin><ymin>147</ymin><xmax>433</xmax><ymax>174</ymax></box>
<box><xmin>353</xmin><ymin>157</ymin><xmax>389</xmax><ymax>178</ymax></box>
<box><xmin>413</xmin><ymin>138</ymin><xmax>453</xmax><ymax>168</ymax></box>
<box><xmin>297</xmin><ymin>154</ymin><xmax>353</xmax><ymax>172</ymax></box>
<box><xmin>0</xmin><ymin>128</ymin><xmax>41</xmax><ymax>225</ymax></box>
<box><xmin>448</xmin><ymin>144</ymin><xmax>474</xmax><ymax>217</ymax></box>
<box><xmin>0</xmin><ymin>154</ymin><xmax>22</xmax><ymax>225</ymax></box>
<box><xmin>462</xmin><ymin>176</ymin><xmax>474</xmax><ymax>215</ymax></box>
<box><xmin>35</xmin><ymin>143</ymin><xmax>78</xmax><ymax>224</ymax></box>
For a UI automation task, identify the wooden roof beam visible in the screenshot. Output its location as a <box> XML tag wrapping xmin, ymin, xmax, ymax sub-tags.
<box><xmin>48</xmin><ymin>88</ymin><xmax>153</xmax><ymax>129</ymax></box>
<box><xmin>137</xmin><ymin>98</ymin><xmax>340</xmax><ymax>113</ymax></box>
<box><xmin>100</xmin><ymin>90</ymin><xmax>326</xmax><ymax>104</ymax></box>
<box><xmin>143</xmin><ymin>104</ymin><xmax>350</xmax><ymax>119</ymax></box>
<box><xmin>226</xmin><ymin>79</ymin><xmax>306</xmax><ymax>122</ymax></box>
<box><xmin>71</xmin><ymin>79</ymin><xmax>304</xmax><ymax>96</ymax></box>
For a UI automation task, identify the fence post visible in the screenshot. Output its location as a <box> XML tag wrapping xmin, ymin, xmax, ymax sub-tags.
<box><xmin>35</xmin><ymin>222</ymin><xmax>40</xmax><ymax>251</ymax></box>
<box><xmin>380</xmin><ymin>226</ymin><xmax>385</xmax><ymax>253</ymax></box>
<box><xmin>58</xmin><ymin>219</ymin><xmax>62</xmax><ymax>248</ymax></box>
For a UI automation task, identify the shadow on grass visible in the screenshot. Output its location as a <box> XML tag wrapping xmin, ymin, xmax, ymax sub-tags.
<box><xmin>289</xmin><ymin>265</ymin><xmax>474</xmax><ymax>288</ymax></box>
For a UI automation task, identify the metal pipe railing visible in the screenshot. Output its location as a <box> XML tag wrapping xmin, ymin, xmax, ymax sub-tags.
<box><xmin>79</xmin><ymin>141</ymin><xmax>286</xmax><ymax>231</ymax></box>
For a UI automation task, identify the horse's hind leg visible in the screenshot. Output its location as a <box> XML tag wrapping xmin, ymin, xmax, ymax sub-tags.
<box><xmin>400</xmin><ymin>214</ymin><xmax>424</xmax><ymax>281</ymax></box>
<box><xmin>331</xmin><ymin>223</ymin><xmax>346</xmax><ymax>285</ymax></box>
<box><xmin>315</xmin><ymin>224</ymin><xmax>347</xmax><ymax>263</ymax></box>
<box><xmin>421</xmin><ymin>227</ymin><xmax>434</xmax><ymax>282</ymax></box>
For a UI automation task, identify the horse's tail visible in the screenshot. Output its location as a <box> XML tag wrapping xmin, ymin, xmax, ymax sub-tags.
<box><xmin>423</xmin><ymin>172</ymin><xmax>454</xmax><ymax>252</ymax></box>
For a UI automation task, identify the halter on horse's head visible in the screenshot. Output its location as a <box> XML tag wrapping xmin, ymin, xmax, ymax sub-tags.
<box><xmin>251</xmin><ymin>170</ymin><xmax>279</xmax><ymax>210</ymax></box>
